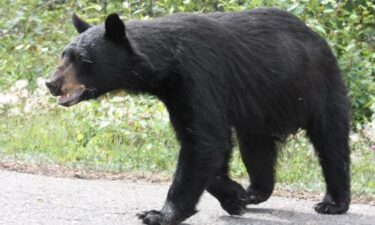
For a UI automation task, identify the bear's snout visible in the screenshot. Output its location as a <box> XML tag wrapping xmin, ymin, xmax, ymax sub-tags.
<box><xmin>45</xmin><ymin>79</ymin><xmax>62</xmax><ymax>96</ymax></box>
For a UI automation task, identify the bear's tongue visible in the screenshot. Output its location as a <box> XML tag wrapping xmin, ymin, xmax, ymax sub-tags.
<box><xmin>59</xmin><ymin>90</ymin><xmax>82</xmax><ymax>106</ymax></box>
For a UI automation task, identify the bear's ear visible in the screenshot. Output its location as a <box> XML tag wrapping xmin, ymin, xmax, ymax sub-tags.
<box><xmin>72</xmin><ymin>13</ymin><xmax>91</xmax><ymax>34</ymax></box>
<box><xmin>105</xmin><ymin>13</ymin><xmax>127</xmax><ymax>44</ymax></box>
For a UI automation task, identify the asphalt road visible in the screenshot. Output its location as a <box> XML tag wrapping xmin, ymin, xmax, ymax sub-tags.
<box><xmin>1</xmin><ymin>169</ymin><xmax>374</xmax><ymax>225</ymax></box>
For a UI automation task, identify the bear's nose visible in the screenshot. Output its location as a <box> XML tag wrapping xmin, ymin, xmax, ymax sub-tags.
<box><xmin>45</xmin><ymin>80</ymin><xmax>61</xmax><ymax>96</ymax></box>
<box><xmin>45</xmin><ymin>81</ymin><xmax>53</xmax><ymax>89</ymax></box>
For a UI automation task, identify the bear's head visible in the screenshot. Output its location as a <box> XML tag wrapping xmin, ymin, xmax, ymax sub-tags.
<box><xmin>46</xmin><ymin>13</ymin><xmax>151</xmax><ymax>107</ymax></box>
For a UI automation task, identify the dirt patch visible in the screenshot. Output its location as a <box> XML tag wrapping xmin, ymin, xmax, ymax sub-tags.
<box><xmin>1</xmin><ymin>159</ymin><xmax>373</xmax><ymax>206</ymax></box>
<box><xmin>0</xmin><ymin>159</ymin><xmax>170</xmax><ymax>182</ymax></box>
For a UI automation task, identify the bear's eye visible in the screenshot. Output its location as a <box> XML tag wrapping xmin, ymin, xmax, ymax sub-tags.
<box><xmin>81</xmin><ymin>58</ymin><xmax>94</xmax><ymax>64</ymax></box>
<box><xmin>78</xmin><ymin>54</ymin><xmax>93</xmax><ymax>64</ymax></box>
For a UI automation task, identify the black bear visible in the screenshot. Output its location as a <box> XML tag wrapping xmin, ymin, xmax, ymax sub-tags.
<box><xmin>46</xmin><ymin>8</ymin><xmax>350</xmax><ymax>225</ymax></box>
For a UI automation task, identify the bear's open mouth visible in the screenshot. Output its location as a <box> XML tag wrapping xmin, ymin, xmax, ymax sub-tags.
<box><xmin>58</xmin><ymin>87</ymin><xmax>98</xmax><ymax>107</ymax></box>
<box><xmin>59</xmin><ymin>87</ymin><xmax>86</xmax><ymax>107</ymax></box>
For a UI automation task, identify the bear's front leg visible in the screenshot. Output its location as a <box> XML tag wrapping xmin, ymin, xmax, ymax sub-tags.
<box><xmin>137</xmin><ymin>125</ymin><xmax>229</xmax><ymax>225</ymax></box>
<box><xmin>137</xmin><ymin>203</ymin><xmax>196</xmax><ymax>225</ymax></box>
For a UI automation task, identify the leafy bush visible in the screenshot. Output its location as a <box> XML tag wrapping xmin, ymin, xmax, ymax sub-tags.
<box><xmin>0</xmin><ymin>0</ymin><xmax>373</xmax><ymax>126</ymax></box>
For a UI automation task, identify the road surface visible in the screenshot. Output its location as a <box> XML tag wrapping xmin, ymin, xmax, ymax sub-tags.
<box><xmin>1</xmin><ymin>169</ymin><xmax>374</xmax><ymax>225</ymax></box>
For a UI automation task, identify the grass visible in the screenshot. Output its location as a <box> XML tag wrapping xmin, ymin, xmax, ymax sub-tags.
<box><xmin>0</xmin><ymin>96</ymin><xmax>178</xmax><ymax>172</ymax></box>
<box><xmin>1</xmin><ymin>99</ymin><xmax>374</xmax><ymax>199</ymax></box>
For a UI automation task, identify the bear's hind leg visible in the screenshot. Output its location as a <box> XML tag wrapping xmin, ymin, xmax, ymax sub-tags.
<box><xmin>307</xmin><ymin>109</ymin><xmax>350</xmax><ymax>214</ymax></box>
<box><xmin>236</xmin><ymin>132</ymin><xmax>278</xmax><ymax>204</ymax></box>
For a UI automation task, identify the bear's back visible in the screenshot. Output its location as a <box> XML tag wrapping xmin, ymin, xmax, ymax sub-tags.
<box><xmin>126</xmin><ymin>9</ymin><xmax>340</xmax><ymax>133</ymax></box>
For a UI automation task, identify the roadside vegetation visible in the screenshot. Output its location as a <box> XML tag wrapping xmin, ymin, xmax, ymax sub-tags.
<box><xmin>0</xmin><ymin>0</ymin><xmax>374</xmax><ymax>200</ymax></box>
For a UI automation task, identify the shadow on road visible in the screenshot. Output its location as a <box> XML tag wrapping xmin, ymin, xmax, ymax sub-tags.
<box><xmin>216</xmin><ymin>207</ymin><xmax>375</xmax><ymax>225</ymax></box>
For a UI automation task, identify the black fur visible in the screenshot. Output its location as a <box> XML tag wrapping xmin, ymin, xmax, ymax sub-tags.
<box><xmin>49</xmin><ymin>8</ymin><xmax>351</xmax><ymax>225</ymax></box>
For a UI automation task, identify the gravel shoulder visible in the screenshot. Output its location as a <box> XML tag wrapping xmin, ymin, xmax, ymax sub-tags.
<box><xmin>1</xmin><ymin>169</ymin><xmax>375</xmax><ymax>225</ymax></box>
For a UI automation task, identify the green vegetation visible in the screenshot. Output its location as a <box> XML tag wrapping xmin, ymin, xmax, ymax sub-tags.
<box><xmin>1</xmin><ymin>0</ymin><xmax>374</xmax><ymax>124</ymax></box>
<box><xmin>0</xmin><ymin>0</ymin><xmax>374</xmax><ymax>199</ymax></box>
